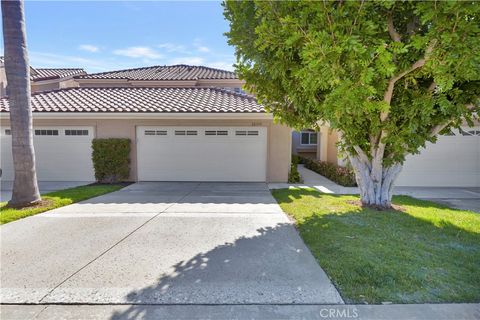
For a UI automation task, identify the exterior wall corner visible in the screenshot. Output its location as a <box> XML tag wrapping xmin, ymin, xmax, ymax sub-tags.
<box><xmin>267</xmin><ymin>122</ymin><xmax>291</xmax><ymax>183</ymax></box>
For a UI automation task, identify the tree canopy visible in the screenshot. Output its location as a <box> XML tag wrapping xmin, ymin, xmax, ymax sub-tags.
<box><xmin>224</xmin><ymin>1</ymin><xmax>480</xmax><ymax>166</ymax></box>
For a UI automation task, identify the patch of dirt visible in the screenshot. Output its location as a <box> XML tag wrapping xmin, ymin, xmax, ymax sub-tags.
<box><xmin>346</xmin><ymin>200</ymin><xmax>362</xmax><ymax>207</ymax></box>
<box><xmin>346</xmin><ymin>200</ymin><xmax>406</xmax><ymax>212</ymax></box>
<box><xmin>5</xmin><ymin>199</ymin><xmax>54</xmax><ymax>210</ymax></box>
<box><xmin>391</xmin><ymin>204</ymin><xmax>407</xmax><ymax>212</ymax></box>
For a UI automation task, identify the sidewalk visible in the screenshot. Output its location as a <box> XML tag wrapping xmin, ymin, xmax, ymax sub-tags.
<box><xmin>269</xmin><ymin>165</ymin><xmax>358</xmax><ymax>194</ymax></box>
<box><xmin>1</xmin><ymin>303</ymin><xmax>479</xmax><ymax>320</ymax></box>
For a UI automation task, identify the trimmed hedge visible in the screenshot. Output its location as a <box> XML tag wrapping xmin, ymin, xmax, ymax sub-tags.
<box><xmin>92</xmin><ymin>138</ymin><xmax>131</xmax><ymax>183</ymax></box>
<box><xmin>298</xmin><ymin>155</ymin><xmax>357</xmax><ymax>187</ymax></box>
<box><xmin>288</xmin><ymin>163</ymin><xmax>302</xmax><ymax>183</ymax></box>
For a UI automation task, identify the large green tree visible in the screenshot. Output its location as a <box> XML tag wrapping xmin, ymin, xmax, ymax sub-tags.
<box><xmin>224</xmin><ymin>1</ymin><xmax>479</xmax><ymax>208</ymax></box>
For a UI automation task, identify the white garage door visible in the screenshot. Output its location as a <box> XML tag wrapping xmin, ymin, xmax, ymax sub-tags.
<box><xmin>1</xmin><ymin>126</ymin><xmax>95</xmax><ymax>181</ymax></box>
<box><xmin>396</xmin><ymin>127</ymin><xmax>480</xmax><ymax>187</ymax></box>
<box><xmin>137</xmin><ymin>126</ymin><xmax>267</xmax><ymax>182</ymax></box>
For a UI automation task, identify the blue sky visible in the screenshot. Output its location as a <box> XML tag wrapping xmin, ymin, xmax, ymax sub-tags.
<box><xmin>1</xmin><ymin>1</ymin><xmax>236</xmax><ymax>72</ymax></box>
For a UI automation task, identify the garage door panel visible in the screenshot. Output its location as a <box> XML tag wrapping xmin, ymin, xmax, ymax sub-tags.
<box><xmin>0</xmin><ymin>126</ymin><xmax>95</xmax><ymax>181</ymax></box>
<box><xmin>0</xmin><ymin>135</ymin><xmax>13</xmax><ymax>180</ymax></box>
<box><xmin>137</xmin><ymin>127</ymin><xmax>267</xmax><ymax>182</ymax></box>
<box><xmin>397</xmin><ymin>129</ymin><xmax>480</xmax><ymax>187</ymax></box>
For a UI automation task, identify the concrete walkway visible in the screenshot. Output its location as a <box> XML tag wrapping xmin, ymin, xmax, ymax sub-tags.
<box><xmin>269</xmin><ymin>165</ymin><xmax>480</xmax><ymax>212</ymax></box>
<box><xmin>1</xmin><ymin>182</ymin><xmax>342</xmax><ymax>306</ymax></box>
<box><xmin>0</xmin><ymin>181</ymin><xmax>91</xmax><ymax>202</ymax></box>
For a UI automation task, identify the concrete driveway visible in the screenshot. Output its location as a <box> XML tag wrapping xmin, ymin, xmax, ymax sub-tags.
<box><xmin>0</xmin><ymin>182</ymin><xmax>343</xmax><ymax>307</ymax></box>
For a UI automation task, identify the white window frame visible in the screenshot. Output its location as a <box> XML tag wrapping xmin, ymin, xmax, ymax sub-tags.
<box><xmin>300</xmin><ymin>131</ymin><xmax>318</xmax><ymax>145</ymax></box>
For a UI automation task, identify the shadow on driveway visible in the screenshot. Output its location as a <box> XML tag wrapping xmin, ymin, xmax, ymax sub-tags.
<box><xmin>108</xmin><ymin>223</ymin><xmax>342</xmax><ymax>320</ymax></box>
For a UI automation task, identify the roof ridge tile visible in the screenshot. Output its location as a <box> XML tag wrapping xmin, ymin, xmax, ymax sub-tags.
<box><xmin>75</xmin><ymin>64</ymin><xmax>237</xmax><ymax>81</ymax></box>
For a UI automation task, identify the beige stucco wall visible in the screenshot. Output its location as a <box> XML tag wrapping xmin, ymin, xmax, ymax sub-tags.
<box><xmin>0</xmin><ymin>117</ymin><xmax>290</xmax><ymax>182</ymax></box>
<box><xmin>326</xmin><ymin>130</ymin><xmax>339</xmax><ymax>165</ymax></box>
<box><xmin>267</xmin><ymin>123</ymin><xmax>291</xmax><ymax>182</ymax></box>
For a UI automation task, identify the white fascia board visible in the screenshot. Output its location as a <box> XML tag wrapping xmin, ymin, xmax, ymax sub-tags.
<box><xmin>0</xmin><ymin>112</ymin><xmax>273</xmax><ymax>120</ymax></box>
<box><xmin>74</xmin><ymin>79</ymin><xmax>130</xmax><ymax>85</ymax></box>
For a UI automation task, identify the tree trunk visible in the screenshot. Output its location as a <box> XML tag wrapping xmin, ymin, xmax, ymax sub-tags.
<box><xmin>348</xmin><ymin>154</ymin><xmax>402</xmax><ymax>209</ymax></box>
<box><xmin>2</xmin><ymin>0</ymin><xmax>41</xmax><ymax>206</ymax></box>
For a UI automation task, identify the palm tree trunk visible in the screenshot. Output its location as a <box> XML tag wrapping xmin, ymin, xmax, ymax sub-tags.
<box><xmin>2</xmin><ymin>0</ymin><xmax>41</xmax><ymax>206</ymax></box>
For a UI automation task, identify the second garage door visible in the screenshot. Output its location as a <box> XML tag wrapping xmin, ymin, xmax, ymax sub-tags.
<box><xmin>396</xmin><ymin>127</ymin><xmax>480</xmax><ymax>187</ymax></box>
<box><xmin>137</xmin><ymin>126</ymin><xmax>267</xmax><ymax>182</ymax></box>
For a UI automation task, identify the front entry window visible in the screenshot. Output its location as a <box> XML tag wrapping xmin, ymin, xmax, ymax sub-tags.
<box><xmin>301</xmin><ymin>131</ymin><xmax>317</xmax><ymax>145</ymax></box>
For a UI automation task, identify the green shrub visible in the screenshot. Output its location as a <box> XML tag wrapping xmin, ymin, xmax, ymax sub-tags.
<box><xmin>288</xmin><ymin>162</ymin><xmax>302</xmax><ymax>183</ymax></box>
<box><xmin>92</xmin><ymin>138</ymin><xmax>131</xmax><ymax>183</ymax></box>
<box><xmin>291</xmin><ymin>154</ymin><xmax>300</xmax><ymax>165</ymax></box>
<box><xmin>298</xmin><ymin>155</ymin><xmax>357</xmax><ymax>187</ymax></box>
<box><xmin>293</xmin><ymin>154</ymin><xmax>310</xmax><ymax>165</ymax></box>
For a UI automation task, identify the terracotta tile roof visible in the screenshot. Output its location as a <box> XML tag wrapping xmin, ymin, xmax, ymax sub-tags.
<box><xmin>0</xmin><ymin>87</ymin><xmax>263</xmax><ymax>113</ymax></box>
<box><xmin>76</xmin><ymin>65</ymin><xmax>237</xmax><ymax>81</ymax></box>
<box><xmin>30</xmin><ymin>68</ymin><xmax>86</xmax><ymax>81</ymax></box>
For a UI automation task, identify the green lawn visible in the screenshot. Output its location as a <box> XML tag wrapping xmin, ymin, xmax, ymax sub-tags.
<box><xmin>0</xmin><ymin>184</ymin><xmax>126</xmax><ymax>225</ymax></box>
<box><xmin>271</xmin><ymin>188</ymin><xmax>480</xmax><ymax>304</ymax></box>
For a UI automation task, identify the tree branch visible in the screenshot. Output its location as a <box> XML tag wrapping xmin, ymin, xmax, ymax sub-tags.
<box><xmin>353</xmin><ymin>145</ymin><xmax>371</xmax><ymax>170</ymax></box>
<box><xmin>383</xmin><ymin>58</ymin><xmax>426</xmax><ymax>105</ymax></box>
<box><xmin>429</xmin><ymin>104</ymin><xmax>477</xmax><ymax>137</ymax></box>
<box><xmin>381</xmin><ymin>41</ymin><xmax>437</xmax><ymax>121</ymax></box>
<box><xmin>466</xmin><ymin>103</ymin><xmax>477</xmax><ymax>111</ymax></box>
<box><xmin>387</xmin><ymin>15</ymin><xmax>401</xmax><ymax>42</ymax></box>
<box><xmin>430</xmin><ymin>122</ymin><xmax>450</xmax><ymax>137</ymax></box>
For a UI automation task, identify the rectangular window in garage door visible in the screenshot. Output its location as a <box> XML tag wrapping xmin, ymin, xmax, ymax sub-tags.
<box><xmin>205</xmin><ymin>130</ymin><xmax>228</xmax><ymax>136</ymax></box>
<box><xmin>235</xmin><ymin>130</ymin><xmax>259</xmax><ymax>136</ymax></box>
<box><xmin>63</xmin><ymin>127</ymin><xmax>94</xmax><ymax>138</ymax></box>
<box><xmin>145</xmin><ymin>129</ymin><xmax>168</xmax><ymax>136</ymax></box>
<box><xmin>35</xmin><ymin>129</ymin><xmax>59</xmax><ymax>136</ymax></box>
<box><xmin>31</xmin><ymin>127</ymin><xmax>94</xmax><ymax>138</ymax></box>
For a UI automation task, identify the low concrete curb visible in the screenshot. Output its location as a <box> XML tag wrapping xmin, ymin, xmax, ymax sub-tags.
<box><xmin>1</xmin><ymin>303</ymin><xmax>479</xmax><ymax>320</ymax></box>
